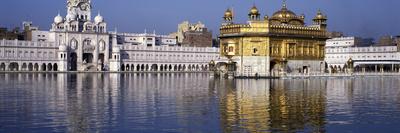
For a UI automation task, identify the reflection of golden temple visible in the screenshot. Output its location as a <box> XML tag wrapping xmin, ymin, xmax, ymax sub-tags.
<box><xmin>215</xmin><ymin>79</ymin><xmax>327</xmax><ymax>132</ymax></box>
<box><xmin>219</xmin><ymin>1</ymin><xmax>329</xmax><ymax>77</ymax></box>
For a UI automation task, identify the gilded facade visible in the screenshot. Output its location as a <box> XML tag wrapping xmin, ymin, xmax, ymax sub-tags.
<box><xmin>219</xmin><ymin>2</ymin><xmax>329</xmax><ymax>77</ymax></box>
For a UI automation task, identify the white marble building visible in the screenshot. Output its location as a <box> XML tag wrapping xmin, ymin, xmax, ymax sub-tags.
<box><xmin>0</xmin><ymin>0</ymin><xmax>221</xmax><ymax>72</ymax></box>
<box><xmin>325</xmin><ymin>37</ymin><xmax>400</xmax><ymax>73</ymax></box>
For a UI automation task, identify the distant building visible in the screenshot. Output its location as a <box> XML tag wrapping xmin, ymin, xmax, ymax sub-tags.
<box><xmin>0</xmin><ymin>27</ymin><xmax>24</xmax><ymax>40</ymax></box>
<box><xmin>377</xmin><ymin>36</ymin><xmax>397</xmax><ymax>46</ymax></box>
<box><xmin>325</xmin><ymin>37</ymin><xmax>400</xmax><ymax>73</ymax></box>
<box><xmin>22</xmin><ymin>21</ymin><xmax>39</xmax><ymax>41</ymax></box>
<box><xmin>170</xmin><ymin>21</ymin><xmax>213</xmax><ymax>47</ymax></box>
<box><xmin>327</xmin><ymin>31</ymin><xmax>344</xmax><ymax>38</ymax></box>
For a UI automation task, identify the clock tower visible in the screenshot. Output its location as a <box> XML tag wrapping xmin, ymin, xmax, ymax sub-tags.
<box><xmin>67</xmin><ymin>0</ymin><xmax>92</xmax><ymax>22</ymax></box>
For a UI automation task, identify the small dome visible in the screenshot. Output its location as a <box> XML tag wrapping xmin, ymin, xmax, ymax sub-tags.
<box><xmin>94</xmin><ymin>14</ymin><xmax>104</xmax><ymax>24</ymax></box>
<box><xmin>249</xmin><ymin>5</ymin><xmax>259</xmax><ymax>15</ymax></box>
<box><xmin>224</xmin><ymin>9</ymin><xmax>233</xmax><ymax>18</ymax></box>
<box><xmin>54</xmin><ymin>14</ymin><xmax>63</xmax><ymax>24</ymax></box>
<box><xmin>58</xmin><ymin>44</ymin><xmax>67</xmax><ymax>51</ymax></box>
<box><xmin>300</xmin><ymin>14</ymin><xmax>305</xmax><ymax>19</ymax></box>
<box><xmin>314</xmin><ymin>10</ymin><xmax>327</xmax><ymax>20</ymax></box>
<box><xmin>112</xmin><ymin>46</ymin><xmax>120</xmax><ymax>53</ymax></box>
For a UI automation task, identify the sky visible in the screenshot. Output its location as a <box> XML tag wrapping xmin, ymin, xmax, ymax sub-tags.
<box><xmin>0</xmin><ymin>0</ymin><xmax>399</xmax><ymax>38</ymax></box>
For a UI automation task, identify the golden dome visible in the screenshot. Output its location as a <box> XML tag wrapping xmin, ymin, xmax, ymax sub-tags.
<box><xmin>249</xmin><ymin>5</ymin><xmax>259</xmax><ymax>15</ymax></box>
<box><xmin>314</xmin><ymin>10</ymin><xmax>327</xmax><ymax>20</ymax></box>
<box><xmin>224</xmin><ymin>9</ymin><xmax>233</xmax><ymax>17</ymax></box>
<box><xmin>272</xmin><ymin>7</ymin><xmax>297</xmax><ymax>18</ymax></box>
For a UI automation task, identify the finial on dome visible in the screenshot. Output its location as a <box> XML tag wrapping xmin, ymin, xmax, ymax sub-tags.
<box><xmin>282</xmin><ymin>0</ymin><xmax>287</xmax><ymax>9</ymax></box>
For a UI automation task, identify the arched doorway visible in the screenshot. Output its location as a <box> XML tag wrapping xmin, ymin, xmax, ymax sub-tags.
<box><xmin>9</xmin><ymin>63</ymin><xmax>19</xmax><ymax>71</ymax></box>
<box><xmin>83</xmin><ymin>53</ymin><xmax>94</xmax><ymax>63</ymax></box>
<box><xmin>70</xmin><ymin>52</ymin><xmax>78</xmax><ymax>71</ymax></box>
<box><xmin>53</xmin><ymin>63</ymin><xmax>58</xmax><ymax>71</ymax></box>
<box><xmin>136</xmin><ymin>64</ymin><xmax>140</xmax><ymax>71</ymax></box>
<box><xmin>99</xmin><ymin>53</ymin><xmax>105</xmax><ymax>71</ymax></box>
<box><xmin>121</xmin><ymin>64</ymin><xmax>125</xmax><ymax>71</ymax></box>
<box><xmin>47</xmin><ymin>63</ymin><xmax>53</xmax><ymax>71</ymax></box>
<box><xmin>0</xmin><ymin>63</ymin><xmax>5</xmax><ymax>71</ymax></box>
<box><xmin>34</xmin><ymin>63</ymin><xmax>39</xmax><ymax>71</ymax></box>
<box><xmin>28</xmin><ymin>63</ymin><xmax>33</xmax><ymax>71</ymax></box>
<box><xmin>141</xmin><ymin>64</ymin><xmax>145</xmax><ymax>71</ymax></box>
<box><xmin>151</xmin><ymin>64</ymin><xmax>158</xmax><ymax>71</ymax></box>
<box><xmin>22</xmin><ymin>63</ymin><xmax>27</xmax><ymax>71</ymax></box>
<box><xmin>41</xmin><ymin>63</ymin><xmax>46</xmax><ymax>71</ymax></box>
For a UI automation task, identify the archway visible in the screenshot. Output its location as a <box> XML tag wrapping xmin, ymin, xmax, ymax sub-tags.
<box><xmin>0</xmin><ymin>63</ymin><xmax>5</xmax><ymax>71</ymax></box>
<box><xmin>121</xmin><ymin>64</ymin><xmax>125</xmax><ymax>71</ymax></box>
<box><xmin>188</xmin><ymin>65</ymin><xmax>192</xmax><ymax>71</ymax></box>
<box><xmin>136</xmin><ymin>64</ymin><xmax>140</xmax><ymax>71</ymax></box>
<box><xmin>99</xmin><ymin>53</ymin><xmax>105</xmax><ymax>71</ymax></box>
<box><xmin>160</xmin><ymin>64</ymin><xmax>164</xmax><ymax>71</ymax></box>
<box><xmin>178</xmin><ymin>65</ymin><xmax>182</xmax><ymax>71</ymax></box>
<box><xmin>83</xmin><ymin>53</ymin><xmax>94</xmax><ymax>63</ymax></box>
<box><xmin>9</xmin><ymin>62</ymin><xmax>19</xmax><ymax>71</ymax></box>
<box><xmin>47</xmin><ymin>63</ymin><xmax>53</xmax><ymax>71</ymax></box>
<box><xmin>70</xmin><ymin>52</ymin><xmax>78</xmax><ymax>71</ymax></box>
<box><xmin>164</xmin><ymin>65</ymin><xmax>168</xmax><ymax>71</ymax></box>
<box><xmin>145</xmin><ymin>64</ymin><xmax>149</xmax><ymax>71</ymax></box>
<box><xmin>22</xmin><ymin>63</ymin><xmax>27</xmax><ymax>71</ymax></box>
<box><xmin>151</xmin><ymin>64</ymin><xmax>158</xmax><ymax>71</ymax></box>
<box><xmin>53</xmin><ymin>63</ymin><xmax>58</xmax><ymax>71</ymax></box>
<box><xmin>131</xmin><ymin>64</ymin><xmax>135</xmax><ymax>71</ymax></box>
<box><xmin>28</xmin><ymin>63</ymin><xmax>33</xmax><ymax>71</ymax></box>
<box><xmin>34</xmin><ymin>63</ymin><xmax>39</xmax><ymax>71</ymax></box>
<box><xmin>125</xmin><ymin>64</ymin><xmax>130</xmax><ymax>71</ymax></box>
<box><xmin>141</xmin><ymin>64</ymin><xmax>145</xmax><ymax>71</ymax></box>
<box><xmin>41</xmin><ymin>63</ymin><xmax>46</xmax><ymax>71</ymax></box>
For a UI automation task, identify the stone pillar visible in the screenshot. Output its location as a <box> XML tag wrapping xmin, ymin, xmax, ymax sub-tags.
<box><xmin>38</xmin><ymin>65</ymin><xmax>42</xmax><ymax>72</ymax></box>
<box><xmin>18</xmin><ymin>64</ymin><xmax>23</xmax><ymax>71</ymax></box>
<box><xmin>362</xmin><ymin>66</ymin><xmax>366</xmax><ymax>73</ymax></box>
<box><xmin>375</xmin><ymin>65</ymin><xmax>378</xmax><ymax>73</ymax></box>
<box><xmin>392</xmin><ymin>64</ymin><xmax>395</xmax><ymax>72</ymax></box>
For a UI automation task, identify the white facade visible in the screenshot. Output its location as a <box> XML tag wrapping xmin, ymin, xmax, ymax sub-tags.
<box><xmin>325</xmin><ymin>37</ymin><xmax>400</xmax><ymax>73</ymax></box>
<box><xmin>118</xmin><ymin>33</ymin><xmax>177</xmax><ymax>47</ymax></box>
<box><xmin>0</xmin><ymin>0</ymin><xmax>221</xmax><ymax>72</ymax></box>
<box><xmin>118</xmin><ymin>45</ymin><xmax>221</xmax><ymax>71</ymax></box>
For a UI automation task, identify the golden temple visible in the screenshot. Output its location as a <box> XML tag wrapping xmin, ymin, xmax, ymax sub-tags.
<box><xmin>219</xmin><ymin>1</ymin><xmax>329</xmax><ymax>77</ymax></box>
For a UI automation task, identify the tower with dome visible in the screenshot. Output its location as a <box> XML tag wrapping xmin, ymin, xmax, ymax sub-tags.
<box><xmin>48</xmin><ymin>0</ymin><xmax>110</xmax><ymax>71</ymax></box>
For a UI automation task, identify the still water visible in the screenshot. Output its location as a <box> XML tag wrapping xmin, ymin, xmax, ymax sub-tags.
<box><xmin>0</xmin><ymin>73</ymin><xmax>400</xmax><ymax>133</ymax></box>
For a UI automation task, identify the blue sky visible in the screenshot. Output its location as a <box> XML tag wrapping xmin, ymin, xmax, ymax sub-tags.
<box><xmin>0</xmin><ymin>0</ymin><xmax>399</xmax><ymax>38</ymax></box>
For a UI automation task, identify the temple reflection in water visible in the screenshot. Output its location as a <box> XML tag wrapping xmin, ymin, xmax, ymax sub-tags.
<box><xmin>1</xmin><ymin>73</ymin><xmax>400</xmax><ymax>132</ymax></box>
<box><xmin>212</xmin><ymin>78</ymin><xmax>327</xmax><ymax>132</ymax></box>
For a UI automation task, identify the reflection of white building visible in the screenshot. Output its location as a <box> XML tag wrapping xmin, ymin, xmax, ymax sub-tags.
<box><xmin>0</xmin><ymin>0</ymin><xmax>221</xmax><ymax>72</ymax></box>
<box><xmin>325</xmin><ymin>37</ymin><xmax>400</xmax><ymax>72</ymax></box>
